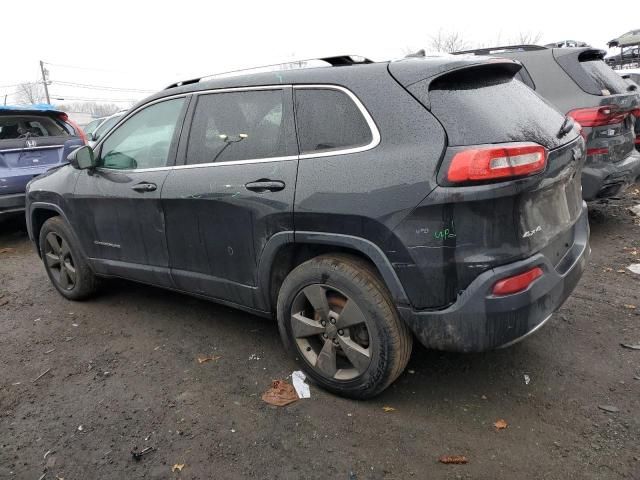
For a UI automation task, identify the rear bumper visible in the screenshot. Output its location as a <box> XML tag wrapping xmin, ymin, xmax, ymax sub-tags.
<box><xmin>0</xmin><ymin>193</ymin><xmax>26</xmax><ymax>216</ymax></box>
<box><xmin>398</xmin><ymin>202</ymin><xmax>590</xmax><ymax>352</ymax></box>
<box><xmin>581</xmin><ymin>150</ymin><xmax>640</xmax><ymax>200</ymax></box>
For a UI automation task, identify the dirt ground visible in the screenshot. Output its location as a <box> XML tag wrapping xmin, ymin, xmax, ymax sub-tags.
<box><xmin>1</xmin><ymin>186</ymin><xmax>639</xmax><ymax>480</ymax></box>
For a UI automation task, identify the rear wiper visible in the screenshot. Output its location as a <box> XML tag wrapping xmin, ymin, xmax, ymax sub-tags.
<box><xmin>558</xmin><ymin>116</ymin><xmax>575</xmax><ymax>138</ymax></box>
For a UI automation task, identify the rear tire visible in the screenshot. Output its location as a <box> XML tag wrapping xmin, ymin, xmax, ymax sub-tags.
<box><xmin>39</xmin><ymin>216</ymin><xmax>98</xmax><ymax>300</ymax></box>
<box><xmin>277</xmin><ymin>254</ymin><xmax>412</xmax><ymax>399</ymax></box>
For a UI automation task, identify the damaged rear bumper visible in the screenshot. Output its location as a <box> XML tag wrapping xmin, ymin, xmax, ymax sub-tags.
<box><xmin>397</xmin><ymin>203</ymin><xmax>590</xmax><ymax>352</ymax></box>
<box><xmin>582</xmin><ymin>150</ymin><xmax>640</xmax><ymax>200</ymax></box>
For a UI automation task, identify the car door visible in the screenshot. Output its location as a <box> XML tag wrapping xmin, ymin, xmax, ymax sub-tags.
<box><xmin>162</xmin><ymin>87</ymin><xmax>298</xmax><ymax>308</ymax></box>
<box><xmin>71</xmin><ymin>96</ymin><xmax>189</xmax><ymax>286</ymax></box>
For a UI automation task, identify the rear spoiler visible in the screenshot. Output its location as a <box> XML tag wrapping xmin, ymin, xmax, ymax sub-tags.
<box><xmin>389</xmin><ymin>57</ymin><xmax>522</xmax><ymax>109</ymax></box>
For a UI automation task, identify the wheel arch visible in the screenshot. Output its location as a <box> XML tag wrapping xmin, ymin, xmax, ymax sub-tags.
<box><xmin>28</xmin><ymin>203</ymin><xmax>76</xmax><ymax>258</ymax></box>
<box><xmin>257</xmin><ymin>231</ymin><xmax>410</xmax><ymax>313</ymax></box>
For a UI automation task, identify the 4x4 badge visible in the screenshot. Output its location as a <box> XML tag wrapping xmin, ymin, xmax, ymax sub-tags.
<box><xmin>523</xmin><ymin>225</ymin><xmax>542</xmax><ymax>238</ymax></box>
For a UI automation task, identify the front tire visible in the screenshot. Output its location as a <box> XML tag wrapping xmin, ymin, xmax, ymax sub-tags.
<box><xmin>39</xmin><ymin>216</ymin><xmax>98</xmax><ymax>300</ymax></box>
<box><xmin>277</xmin><ymin>254</ymin><xmax>412</xmax><ymax>399</ymax></box>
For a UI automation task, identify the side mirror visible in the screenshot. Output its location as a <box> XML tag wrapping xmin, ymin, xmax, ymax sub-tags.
<box><xmin>68</xmin><ymin>145</ymin><xmax>97</xmax><ymax>170</ymax></box>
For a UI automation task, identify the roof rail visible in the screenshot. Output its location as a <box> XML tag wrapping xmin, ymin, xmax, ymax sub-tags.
<box><xmin>164</xmin><ymin>55</ymin><xmax>374</xmax><ymax>90</ymax></box>
<box><xmin>452</xmin><ymin>45</ymin><xmax>547</xmax><ymax>56</ymax></box>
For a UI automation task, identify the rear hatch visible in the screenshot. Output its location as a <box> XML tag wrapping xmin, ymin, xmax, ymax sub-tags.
<box><xmin>0</xmin><ymin>111</ymin><xmax>82</xmax><ymax>195</ymax></box>
<box><xmin>388</xmin><ymin>59</ymin><xmax>586</xmax><ymax>309</ymax></box>
<box><xmin>554</xmin><ymin>49</ymin><xmax>639</xmax><ymax>161</ymax></box>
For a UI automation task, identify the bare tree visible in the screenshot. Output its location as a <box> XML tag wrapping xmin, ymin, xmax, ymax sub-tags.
<box><xmin>430</xmin><ymin>29</ymin><xmax>470</xmax><ymax>53</ymax></box>
<box><xmin>17</xmin><ymin>82</ymin><xmax>45</xmax><ymax>104</ymax></box>
<box><xmin>53</xmin><ymin>102</ymin><xmax>122</xmax><ymax>117</ymax></box>
<box><xmin>514</xmin><ymin>31</ymin><xmax>542</xmax><ymax>45</ymax></box>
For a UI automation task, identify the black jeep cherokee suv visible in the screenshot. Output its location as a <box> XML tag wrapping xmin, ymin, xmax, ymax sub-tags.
<box><xmin>25</xmin><ymin>55</ymin><xmax>590</xmax><ymax>398</ymax></box>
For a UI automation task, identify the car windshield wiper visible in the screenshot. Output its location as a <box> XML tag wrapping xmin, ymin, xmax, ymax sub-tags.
<box><xmin>558</xmin><ymin>116</ymin><xmax>575</xmax><ymax>138</ymax></box>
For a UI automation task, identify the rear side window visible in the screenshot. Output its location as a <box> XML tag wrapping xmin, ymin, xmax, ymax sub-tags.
<box><xmin>186</xmin><ymin>89</ymin><xmax>287</xmax><ymax>164</ymax></box>
<box><xmin>579</xmin><ymin>60</ymin><xmax>630</xmax><ymax>95</ymax></box>
<box><xmin>294</xmin><ymin>88</ymin><xmax>372</xmax><ymax>154</ymax></box>
<box><xmin>429</xmin><ymin>70</ymin><xmax>566</xmax><ymax>149</ymax></box>
<box><xmin>0</xmin><ymin>115</ymin><xmax>69</xmax><ymax>140</ymax></box>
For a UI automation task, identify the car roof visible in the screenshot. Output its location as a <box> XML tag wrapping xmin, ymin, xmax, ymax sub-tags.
<box><xmin>134</xmin><ymin>53</ymin><xmax>522</xmax><ymax>111</ymax></box>
<box><xmin>0</xmin><ymin>103</ymin><xmax>65</xmax><ymax>116</ymax></box>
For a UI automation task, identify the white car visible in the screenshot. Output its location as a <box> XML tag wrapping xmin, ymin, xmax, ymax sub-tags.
<box><xmin>616</xmin><ymin>67</ymin><xmax>640</xmax><ymax>86</ymax></box>
<box><xmin>87</xmin><ymin>111</ymin><xmax>126</xmax><ymax>148</ymax></box>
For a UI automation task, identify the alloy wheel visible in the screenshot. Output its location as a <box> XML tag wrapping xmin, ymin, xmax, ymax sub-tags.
<box><xmin>43</xmin><ymin>232</ymin><xmax>76</xmax><ymax>291</ymax></box>
<box><xmin>290</xmin><ymin>284</ymin><xmax>372</xmax><ymax>380</ymax></box>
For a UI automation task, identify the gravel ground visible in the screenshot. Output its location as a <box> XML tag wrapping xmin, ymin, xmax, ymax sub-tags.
<box><xmin>1</xmin><ymin>185</ymin><xmax>639</xmax><ymax>480</ymax></box>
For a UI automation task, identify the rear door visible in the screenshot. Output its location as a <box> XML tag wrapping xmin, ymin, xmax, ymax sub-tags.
<box><xmin>162</xmin><ymin>87</ymin><xmax>298</xmax><ymax>308</ymax></box>
<box><xmin>70</xmin><ymin>97</ymin><xmax>189</xmax><ymax>286</ymax></box>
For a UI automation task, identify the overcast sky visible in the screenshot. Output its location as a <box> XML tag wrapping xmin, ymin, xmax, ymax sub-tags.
<box><xmin>1</xmin><ymin>0</ymin><xmax>636</xmax><ymax>106</ymax></box>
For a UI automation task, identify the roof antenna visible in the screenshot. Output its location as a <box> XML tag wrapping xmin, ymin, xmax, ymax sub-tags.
<box><xmin>405</xmin><ymin>49</ymin><xmax>426</xmax><ymax>58</ymax></box>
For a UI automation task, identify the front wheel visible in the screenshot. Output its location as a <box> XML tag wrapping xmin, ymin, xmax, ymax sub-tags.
<box><xmin>39</xmin><ymin>216</ymin><xmax>98</xmax><ymax>300</ymax></box>
<box><xmin>277</xmin><ymin>254</ymin><xmax>412</xmax><ymax>399</ymax></box>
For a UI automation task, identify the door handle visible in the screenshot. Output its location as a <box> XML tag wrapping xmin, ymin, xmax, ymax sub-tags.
<box><xmin>244</xmin><ymin>179</ymin><xmax>285</xmax><ymax>193</ymax></box>
<box><xmin>131</xmin><ymin>182</ymin><xmax>157</xmax><ymax>192</ymax></box>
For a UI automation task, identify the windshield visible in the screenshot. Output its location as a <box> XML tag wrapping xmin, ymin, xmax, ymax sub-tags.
<box><xmin>93</xmin><ymin>115</ymin><xmax>122</xmax><ymax>140</ymax></box>
<box><xmin>429</xmin><ymin>71</ymin><xmax>566</xmax><ymax>149</ymax></box>
<box><xmin>580</xmin><ymin>60</ymin><xmax>631</xmax><ymax>95</ymax></box>
<box><xmin>84</xmin><ymin>119</ymin><xmax>102</xmax><ymax>135</ymax></box>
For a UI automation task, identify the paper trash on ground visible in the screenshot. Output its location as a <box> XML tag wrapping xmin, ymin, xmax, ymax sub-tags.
<box><xmin>292</xmin><ymin>370</ymin><xmax>311</xmax><ymax>399</ymax></box>
<box><xmin>627</xmin><ymin>264</ymin><xmax>640</xmax><ymax>275</ymax></box>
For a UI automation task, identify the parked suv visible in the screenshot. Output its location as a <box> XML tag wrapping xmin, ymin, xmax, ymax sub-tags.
<box><xmin>454</xmin><ymin>46</ymin><xmax>640</xmax><ymax>200</ymax></box>
<box><xmin>1</xmin><ymin>105</ymin><xmax>85</xmax><ymax>218</ymax></box>
<box><xmin>25</xmin><ymin>55</ymin><xmax>590</xmax><ymax>398</ymax></box>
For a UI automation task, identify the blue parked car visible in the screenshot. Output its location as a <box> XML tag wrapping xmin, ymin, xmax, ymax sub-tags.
<box><xmin>0</xmin><ymin>104</ymin><xmax>85</xmax><ymax>219</ymax></box>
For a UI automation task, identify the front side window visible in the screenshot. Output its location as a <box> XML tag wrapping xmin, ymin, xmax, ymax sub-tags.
<box><xmin>186</xmin><ymin>89</ymin><xmax>287</xmax><ymax>164</ymax></box>
<box><xmin>100</xmin><ymin>99</ymin><xmax>184</xmax><ymax>170</ymax></box>
<box><xmin>294</xmin><ymin>88</ymin><xmax>373</xmax><ymax>154</ymax></box>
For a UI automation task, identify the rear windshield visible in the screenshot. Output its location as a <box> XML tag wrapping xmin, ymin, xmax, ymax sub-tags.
<box><xmin>579</xmin><ymin>60</ymin><xmax>630</xmax><ymax>95</ymax></box>
<box><xmin>0</xmin><ymin>115</ymin><xmax>69</xmax><ymax>140</ymax></box>
<box><xmin>429</xmin><ymin>70</ymin><xmax>566</xmax><ymax>149</ymax></box>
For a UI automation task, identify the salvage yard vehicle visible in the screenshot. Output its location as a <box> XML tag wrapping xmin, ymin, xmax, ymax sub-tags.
<box><xmin>87</xmin><ymin>111</ymin><xmax>125</xmax><ymax>147</ymax></box>
<box><xmin>0</xmin><ymin>105</ymin><xmax>85</xmax><ymax>218</ymax></box>
<box><xmin>26</xmin><ymin>54</ymin><xmax>590</xmax><ymax>398</ymax></box>
<box><xmin>454</xmin><ymin>45</ymin><xmax>640</xmax><ymax>200</ymax></box>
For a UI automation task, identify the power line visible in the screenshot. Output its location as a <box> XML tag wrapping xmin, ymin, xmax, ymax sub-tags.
<box><xmin>49</xmin><ymin>94</ymin><xmax>138</xmax><ymax>103</ymax></box>
<box><xmin>42</xmin><ymin>61</ymin><xmax>130</xmax><ymax>74</ymax></box>
<box><xmin>52</xmin><ymin>80</ymin><xmax>155</xmax><ymax>93</ymax></box>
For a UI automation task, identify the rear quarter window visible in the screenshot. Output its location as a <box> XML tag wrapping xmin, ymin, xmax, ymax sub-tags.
<box><xmin>428</xmin><ymin>70</ymin><xmax>566</xmax><ymax>149</ymax></box>
<box><xmin>294</xmin><ymin>88</ymin><xmax>373</xmax><ymax>154</ymax></box>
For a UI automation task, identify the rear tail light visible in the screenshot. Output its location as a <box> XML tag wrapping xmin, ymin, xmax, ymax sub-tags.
<box><xmin>492</xmin><ymin>267</ymin><xmax>543</xmax><ymax>296</ymax></box>
<box><xmin>586</xmin><ymin>147</ymin><xmax>609</xmax><ymax>156</ymax></box>
<box><xmin>568</xmin><ymin>105</ymin><xmax>629</xmax><ymax>127</ymax></box>
<box><xmin>447</xmin><ymin>143</ymin><xmax>547</xmax><ymax>183</ymax></box>
<box><xmin>59</xmin><ymin>113</ymin><xmax>87</xmax><ymax>145</ymax></box>
<box><xmin>635</xmin><ymin>136</ymin><xmax>640</xmax><ymax>145</ymax></box>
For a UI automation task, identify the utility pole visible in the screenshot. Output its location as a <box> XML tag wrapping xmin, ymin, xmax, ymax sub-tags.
<box><xmin>3</xmin><ymin>94</ymin><xmax>6</xmax><ymax>106</ymax></box>
<box><xmin>39</xmin><ymin>60</ymin><xmax>51</xmax><ymax>104</ymax></box>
